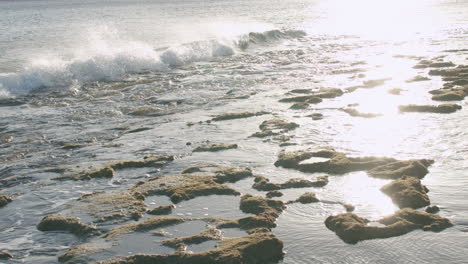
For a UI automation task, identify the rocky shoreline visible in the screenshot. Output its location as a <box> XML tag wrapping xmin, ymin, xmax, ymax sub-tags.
<box><xmin>0</xmin><ymin>55</ymin><xmax>465</xmax><ymax>263</ymax></box>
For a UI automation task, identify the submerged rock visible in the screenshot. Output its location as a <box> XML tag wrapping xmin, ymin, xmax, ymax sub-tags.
<box><xmin>161</xmin><ymin>228</ymin><xmax>221</xmax><ymax>249</ymax></box>
<box><xmin>325</xmin><ymin>209</ymin><xmax>452</xmax><ymax>244</ymax></box>
<box><xmin>405</xmin><ymin>75</ymin><xmax>430</xmax><ymax>83</ymax></box>
<box><xmin>104</xmin><ymin>216</ymin><xmax>187</xmax><ymax>239</ymax></box>
<box><xmin>193</xmin><ymin>143</ymin><xmax>238</xmax><ymax>152</ymax></box>
<box><xmin>252</xmin><ymin>175</ymin><xmax>328</xmax><ymax>191</ymax></box>
<box><xmin>0</xmin><ymin>252</ymin><xmax>13</xmax><ymax>260</ymax></box>
<box><xmin>340</xmin><ymin>108</ymin><xmax>382</xmax><ymax>118</ymax></box>
<box><xmin>309</xmin><ymin>113</ymin><xmax>324</xmax><ymax>120</ymax></box>
<box><xmin>211</xmin><ymin>111</ymin><xmax>269</xmax><ymax>121</ymax></box>
<box><xmin>399</xmin><ymin>104</ymin><xmax>462</xmax><ymax>114</ymax></box>
<box><xmin>37</xmin><ymin>215</ymin><xmax>97</xmax><ymax>236</ymax></box>
<box><xmin>387</xmin><ymin>88</ymin><xmax>402</xmax><ymax>95</ymax></box>
<box><xmin>96</xmin><ymin>232</ymin><xmax>284</xmax><ymax>264</ymax></box>
<box><xmin>0</xmin><ymin>195</ymin><xmax>12</xmax><ymax>207</ymax></box>
<box><xmin>380</xmin><ymin>176</ymin><xmax>430</xmax><ymax>209</ymax></box>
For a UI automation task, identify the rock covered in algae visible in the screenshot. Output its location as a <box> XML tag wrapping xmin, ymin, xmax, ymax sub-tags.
<box><xmin>193</xmin><ymin>143</ymin><xmax>238</xmax><ymax>152</ymax></box>
<box><xmin>252</xmin><ymin>175</ymin><xmax>328</xmax><ymax>191</ymax></box>
<box><xmin>214</xmin><ymin>194</ymin><xmax>286</xmax><ymax>230</ymax></box>
<box><xmin>147</xmin><ymin>205</ymin><xmax>175</xmax><ymax>215</ymax></box>
<box><xmin>37</xmin><ymin>215</ymin><xmax>97</xmax><ymax>235</ymax></box>
<box><xmin>399</xmin><ymin>104</ymin><xmax>462</xmax><ymax>114</ymax></box>
<box><xmin>251</xmin><ymin>118</ymin><xmax>299</xmax><ymax>138</ymax></box>
<box><xmin>52</xmin><ymin>155</ymin><xmax>174</xmax><ymax>181</ymax></box>
<box><xmin>428</xmin><ymin>65</ymin><xmax>468</xmax><ymax>77</ymax></box>
<box><xmin>181</xmin><ymin>164</ymin><xmax>253</xmax><ymax>183</ymax></box>
<box><xmin>380</xmin><ymin>176</ymin><xmax>430</xmax><ymax>209</ymax></box>
<box><xmin>131</xmin><ymin>174</ymin><xmax>242</xmax><ymax>204</ymax></box>
<box><xmin>325</xmin><ymin>208</ymin><xmax>452</xmax><ymax>244</ymax></box>
<box><xmin>425</xmin><ymin>205</ymin><xmax>440</xmax><ymax>214</ymax></box>
<box><xmin>54</xmin><ymin>166</ymin><xmax>115</xmax><ymax>181</ymax></box>
<box><xmin>266</xmin><ymin>190</ymin><xmax>283</xmax><ymax>198</ymax></box>
<box><xmin>279</xmin><ymin>95</ymin><xmax>322</xmax><ymax>104</ymax></box>
<box><xmin>275</xmin><ymin>148</ymin><xmax>397</xmax><ymax>175</ymax></box>
<box><xmin>108</xmin><ymin>155</ymin><xmax>174</xmax><ymax>170</ymax></box>
<box><xmin>290</xmin><ymin>102</ymin><xmax>309</xmax><ymax>109</ymax></box>
<box><xmin>287</xmin><ymin>192</ymin><xmax>319</xmax><ymax>204</ymax></box>
<box><xmin>430</xmin><ymin>86</ymin><xmax>468</xmax><ymax>101</ymax></box>
<box><xmin>367</xmin><ymin>159</ymin><xmax>434</xmax><ymax>179</ymax></box>
<box><xmin>104</xmin><ymin>216</ymin><xmax>187</xmax><ymax>239</ymax></box>
<box><xmin>0</xmin><ymin>195</ymin><xmax>12</xmax><ymax>207</ymax></box>
<box><xmin>62</xmin><ymin>191</ymin><xmax>147</xmax><ymax>225</ymax></box>
<box><xmin>275</xmin><ymin>148</ymin><xmax>434</xmax><ymax>178</ymax></box>
<box><xmin>161</xmin><ymin>228</ymin><xmax>222</xmax><ymax>249</ymax></box>
<box><xmin>210</xmin><ymin>111</ymin><xmax>269</xmax><ymax>121</ymax></box>
<box><xmin>95</xmin><ymin>232</ymin><xmax>284</xmax><ymax>264</ymax></box>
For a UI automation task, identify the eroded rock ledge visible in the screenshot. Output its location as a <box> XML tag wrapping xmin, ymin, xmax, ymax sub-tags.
<box><xmin>325</xmin><ymin>209</ymin><xmax>452</xmax><ymax>244</ymax></box>
<box><xmin>275</xmin><ymin>148</ymin><xmax>433</xmax><ymax>178</ymax></box>
<box><xmin>252</xmin><ymin>175</ymin><xmax>328</xmax><ymax>191</ymax></box>
<box><xmin>95</xmin><ymin>231</ymin><xmax>284</xmax><ymax>264</ymax></box>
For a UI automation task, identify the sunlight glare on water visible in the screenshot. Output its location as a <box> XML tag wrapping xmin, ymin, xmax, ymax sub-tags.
<box><xmin>313</xmin><ymin>0</ymin><xmax>444</xmax><ymax>40</ymax></box>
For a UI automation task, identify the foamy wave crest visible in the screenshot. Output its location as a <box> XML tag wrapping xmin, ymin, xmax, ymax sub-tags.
<box><xmin>236</xmin><ymin>29</ymin><xmax>306</xmax><ymax>49</ymax></box>
<box><xmin>0</xmin><ymin>26</ymin><xmax>305</xmax><ymax>97</ymax></box>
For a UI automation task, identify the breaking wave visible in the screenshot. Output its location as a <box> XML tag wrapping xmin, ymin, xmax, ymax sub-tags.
<box><xmin>0</xmin><ymin>27</ymin><xmax>306</xmax><ymax>97</ymax></box>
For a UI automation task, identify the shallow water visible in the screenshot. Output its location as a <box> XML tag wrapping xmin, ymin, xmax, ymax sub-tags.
<box><xmin>0</xmin><ymin>0</ymin><xmax>467</xmax><ymax>263</ymax></box>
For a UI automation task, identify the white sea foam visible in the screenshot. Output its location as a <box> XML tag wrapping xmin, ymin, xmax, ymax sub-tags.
<box><xmin>0</xmin><ymin>25</ymin><xmax>305</xmax><ymax>97</ymax></box>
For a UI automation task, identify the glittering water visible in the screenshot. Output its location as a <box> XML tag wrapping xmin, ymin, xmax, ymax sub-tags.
<box><xmin>0</xmin><ymin>0</ymin><xmax>467</xmax><ymax>263</ymax></box>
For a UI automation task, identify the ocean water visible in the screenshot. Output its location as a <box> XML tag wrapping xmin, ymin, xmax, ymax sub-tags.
<box><xmin>0</xmin><ymin>0</ymin><xmax>467</xmax><ymax>263</ymax></box>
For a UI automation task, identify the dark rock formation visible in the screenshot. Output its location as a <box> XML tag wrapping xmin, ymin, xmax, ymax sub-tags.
<box><xmin>37</xmin><ymin>215</ymin><xmax>97</xmax><ymax>235</ymax></box>
<box><xmin>399</xmin><ymin>104</ymin><xmax>462</xmax><ymax>114</ymax></box>
<box><xmin>325</xmin><ymin>209</ymin><xmax>452</xmax><ymax>244</ymax></box>
<box><xmin>380</xmin><ymin>176</ymin><xmax>430</xmax><ymax>209</ymax></box>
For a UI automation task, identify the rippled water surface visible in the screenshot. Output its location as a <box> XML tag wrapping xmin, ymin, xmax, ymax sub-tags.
<box><xmin>0</xmin><ymin>0</ymin><xmax>467</xmax><ymax>263</ymax></box>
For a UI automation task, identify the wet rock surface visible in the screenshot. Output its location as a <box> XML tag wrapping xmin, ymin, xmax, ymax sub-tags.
<box><xmin>399</xmin><ymin>104</ymin><xmax>462</xmax><ymax>114</ymax></box>
<box><xmin>96</xmin><ymin>231</ymin><xmax>284</xmax><ymax>264</ymax></box>
<box><xmin>367</xmin><ymin>159</ymin><xmax>434</xmax><ymax>179</ymax></box>
<box><xmin>211</xmin><ymin>111</ymin><xmax>269</xmax><ymax>121</ymax></box>
<box><xmin>253</xmin><ymin>175</ymin><xmax>328</xmax><ymax>191</ymax></box>
<box><xmin>275</xmin><ymin>148</ymin><xmax>398</xmax><ymax>174</ymax></box>
<box><xmin>380</xmin><ymin>176</ymin><xmax>430</xmax><ymax>209</ymax></box>
<box><xmin>37</xmin><ymin>215</ymin><xmax>97</xmax><ymax>236</ymax></box>
<box><xmin>148</xmin><ymin>205</ymin><xmax>175</xmax><ymax>215</ymax></box>
<box><xmin>288</xmin><ymin>192</ymin><xmax>319</xmax><ymax>204</ymax></box>
<box><xmin>0</xmin><ymin>195</ymin><xmax>12</xmax><ymax>207</ymax></box>
<box><xmin>193</xmin><ymin>143</ymin><xmax>238</xmax><ymax>152</ymax></box>
<box><xmin>325</xmin><ymin>209</ymin><xmax>452</xmax><ymax>244</ymax></box>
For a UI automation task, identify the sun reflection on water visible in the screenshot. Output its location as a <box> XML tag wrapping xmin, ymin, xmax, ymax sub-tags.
<box><xmin>340</xmin><ymin>172</ymin><xmax>397</xmax><ymax>218</ymax></box>
<box><xmin>309</xmin><ymin>0</ymin><xmax>445</xmax><ymax>41</ymax></box>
